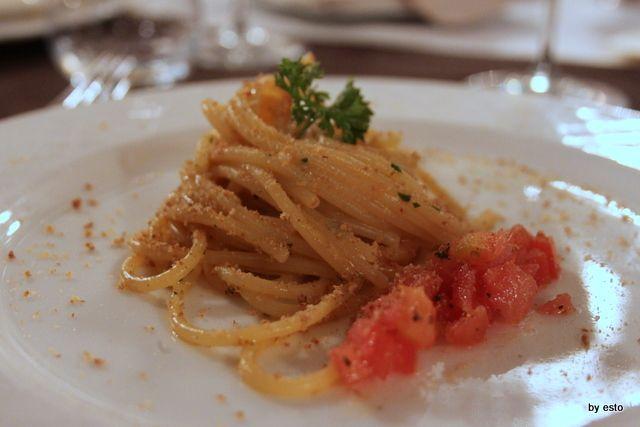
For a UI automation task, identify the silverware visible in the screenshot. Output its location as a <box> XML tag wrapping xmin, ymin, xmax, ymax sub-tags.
<box><xmin>54</xmin><ymin>51</ymin><xmax>138</xmax><ymax>108</ymax></box>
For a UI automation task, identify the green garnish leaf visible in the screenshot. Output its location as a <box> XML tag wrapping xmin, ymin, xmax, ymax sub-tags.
<box><xmin>398</xmin><ymin>192</ymin><xmax>411</xmax><ymax>202</ymax></box>
<box><xmin>275</xmin><ymin>58</ymin><xmax>373</xmax><ymax>144</ymax></box>
<box><xmin>391</xmin><ymin>163</ymin><xmax>402</xmax><ymax>173</ymax></box>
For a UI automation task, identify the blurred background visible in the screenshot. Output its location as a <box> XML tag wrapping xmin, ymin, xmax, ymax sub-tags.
<box><xmin>1</xmin><ymin>0</ymin><xmax>639</xmax><ymax>118</ymax></box>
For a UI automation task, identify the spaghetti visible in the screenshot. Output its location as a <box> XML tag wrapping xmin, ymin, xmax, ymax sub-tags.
<box><xmin>120</xmin><ymin>57</ymin><xmax>508</xmax><ymax>397</ymax></box>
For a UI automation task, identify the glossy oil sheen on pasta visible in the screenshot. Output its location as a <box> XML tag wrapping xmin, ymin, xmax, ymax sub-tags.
<box><xmin>120</xmin><ymin>74</ymin><xmax>473</xmax><ymax>397</ymax></box>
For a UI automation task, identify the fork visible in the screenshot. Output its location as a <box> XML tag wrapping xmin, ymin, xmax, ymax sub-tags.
<box><xmin>56</xmin><ymin>51</ymin><xmax>138</xmax><ymax>109</ymax></box>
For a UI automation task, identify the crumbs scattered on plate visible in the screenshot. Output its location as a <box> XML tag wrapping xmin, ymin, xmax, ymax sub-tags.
<box><xmin>69</xmin><ymin>295</ymin><xmax>85</xmax><ymax>305</ymax></box>
<box><xmin>83</xmin><ymin>351</ymin><xmax>106</xmax><ymax>367</ymax></box>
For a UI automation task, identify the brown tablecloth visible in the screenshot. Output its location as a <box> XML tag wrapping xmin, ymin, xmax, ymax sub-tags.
<box><xmin>1</xmin><ymin>39</ymin><xmax>640</xmax><ymax>120</ymax></box>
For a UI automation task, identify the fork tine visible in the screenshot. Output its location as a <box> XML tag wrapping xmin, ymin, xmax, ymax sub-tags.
<box><xmin>99</xmin><ymin>56</ymin><xmax>138</xmax><ymax>102</ymax></box>
<box><xmin>80</xmin><ymin>55</ymin><xmax>125</xmax><ymax>106</ymax></box>
<box><xmin>60</xmin><ymin>50</ymin><xmax>139</xmax><ymax>108</ymax></box>
<box><xmin>59</xmin><ymin>52</ymin><xmax>113</xmax><ymax>108</ymax></box>
<box><xmin>107</xmin><ymin>57</ymin><xmax>138</xmax><ymax>101</ymax></box>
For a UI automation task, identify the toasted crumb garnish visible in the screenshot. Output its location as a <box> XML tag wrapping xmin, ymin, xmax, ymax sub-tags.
<box><xmin>144</xmin><ymin>325</ymin><xmax>156</xmax><ymax>333</ymax></box>
<box><xmin>84</xmin><ymin>183</ymin><xmax>93</xmax><ymax>191</ymax></box>
<box><xmin>85</xmin><ymin>242</ymin><xmax>95</xmax><ymax>251</ymax></box>
<box><xmin>22</xmin><ymin>290</ymin><xmax>31</xmax><ymax>298</ymax></box>
<box><xmin>65</xmin><ymin>271</ymin><xmax>73</xmax><ymax>280</ymax></box>
<box><xmin>23</xmin><ymin>270</ymin><xmax>32</xmax><ymax>278</ymax></box>
<box><xmin>82</xmin><ymin>351</ymin><xmax>106</xmax><ymax>367</ymax></box>
<box><xmin>111</xmin><ymin>235</ymin><xmax>126</xmax><ymax>248</ymax></box>
<box><xmin>71</xmin><ymin>198</ymin><xmax>82</xmax><ymax>210</ymax></box>
<box><xmin>235</xmin><ymin>410</ymin><xmax>245</xmax><ymax>421</ymax></box>
<box><xmin>7</xmin><ymin>250</ymin><xmax>15</xmax><ymax>260</ymax></box>
<box><xmin>87</xmin><ymin>198</ymin><xmax>98</xmax><ymax>207</ymax></box>
<box><xmin>69</xmin><ymin>295</ymin><xmax>85</xmax><ymax>305</ymax></box>
<box><xmin>48</xmin><ymin>347</ymin><xmax>62</xmax><ymax>358</ymax></box>
<box><xmin>137</xmin><ymin>399</ymin><xmax>153</xmax><ymax>411</ymax></box>
<box><xmin>44</xmin><ymin>224</ymin><xmax>56</xmax><ymax>234</ymax></box>
<box><xmin>581</xmin><ymin>332</ymin><xmax>591</xmax><ymax>350</ymax></box>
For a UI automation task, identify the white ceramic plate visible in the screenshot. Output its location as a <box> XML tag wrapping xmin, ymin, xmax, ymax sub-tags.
<box><xmin>1</xmin><ymin>78</ymin><xmax>640</xmax><ymax>427</ymax></box>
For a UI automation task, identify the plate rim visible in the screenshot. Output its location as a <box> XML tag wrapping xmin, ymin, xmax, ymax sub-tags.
<box><xmin>1</xmin><ymin>76</ymin><xmax>639</xmax><ymax>426</ymax></box>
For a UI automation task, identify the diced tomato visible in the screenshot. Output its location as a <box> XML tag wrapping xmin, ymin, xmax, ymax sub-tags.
<box><xmin>331</xmin><ymin>319</ymin><xmax>417</xmax><ymax>385</ymax></box>
<box><xmin>536</xmin><ymin>293</ymin><xmax>575</xmax><ymax>315</ymax></box>
<box><xmin>333</xmin><ymin>225</ymin><xmax>566</xmax><ymax>388</ymax></box>
<box><xmin>393</xmin><ymin>264</ymin><xmax>442</xmax><ymax>299</ymax></box>
<box><xmin>483</xmin><ymin>261</ymin><xmax>537</xmax><ymax>323</ymax></box>
<box><xmin>434</xmin><ymin>292</ymin><xmax>462</xmax><ymax>323</ymax></box>
<box><xmin>507</xmin><ymin>225</ymin><xmax>534</xmax><ymax>250</ymax></box>
<box><xmin>449</xmin><ymin>230</ymin><xmax>513</xmax><ymax>269</ymax></box>
<box><xmin>251</xmin><ymin>76</ymin><xmax>292</xmax><ymax>131</ymax></box>
<box><xmin>444</xmin><ymin>305</ymin><xmax>490</xmax><ymax>346</ymax></box>
<box><xmin>451</xmin><ymin>264</ymin><xmax>476</xmax><ymax>313</ymax></box>
<box><xmin>331</xmin><ymin>285</ymin><xmax>436</xmax><ymax>385</ymax></box>
<box><xmin>526</xmin><ymin>233</ymin><xmax>560</xmax><ymax>285</ymax></box>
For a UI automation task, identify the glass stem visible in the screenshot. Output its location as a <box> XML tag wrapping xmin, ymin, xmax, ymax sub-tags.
<box><xmin>535</xmin><ymin>0</ymin><xmax>558</xmax><ymax>77</ymax></box>
<box><xmin>232</xmin><ymin>0</ymin><xmax>248</xmax><ymax>41</ymax></box>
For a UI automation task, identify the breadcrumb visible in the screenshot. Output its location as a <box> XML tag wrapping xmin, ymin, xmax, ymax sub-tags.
<box><xmin>23</xmin><ymin>270</ymin><xmax>32</xmax><ymax>278</ymax></box>
<box><xmin>44</xmin><ymin>224</ymin><xmax>56</xmax><ymax>234</ymax></box>
<box><xmin>69</xmin><ymin>295</ymin><xmax>85</xmax><ymax>305</ymax></box>
<box><xmin>7</xmin><ymin>250</ymin><xmax>15</xmax><ymax>260</ymax></box>
<box><xmin>137</xmin><ymin>399</ymin><xmax>153</xmax><ymax>411</ymax></box>
<box><xmin>144</xmin><ymin>325</ymin><xmax>155</xmax><ymax>333</ymax></box>
<box><xmin>65</xmin><ymin>271</ymin><xmax>73</xmax><ymax>280</ymax></box>
<box><xmin>581</xmin><ymin>333</ymin><xmax>591</xmax><ymax>350</ymax></box>
<box><xmin>111</xmin><ymin>235</ymin><xmax>126</xmax><ymax>248</ymax></box>
<box><xmin>235</xmin><ymin>411</ymin><xmax>245</xmax><ymax>421</ymax></box>
<box><xmin>71</xmin><ymin>198</ymin><xmax>82</xmax><ymax>210</ymax></box>
<box><xmin>84</xmin><ymin>183</ymin><xmax>93</xmax><ymax>191</ymax></box>
<box><xmin>215</xmin><ymin>393</ymin><xmax>227</xmax><ymax>403</ymax></box>
<box><xmin>48</xmin><ymin>347</ymin><xmax>61</xmax><ymax>358</ymax></box>
<box><xmin>85</xmin><ymin>242</ymin><xmax>95</xmax><ymax>251</ymax></box>
<box><xmin>22</xmin><ymin>290</ymin><xmax>31</xmax><ymax>298</ymax></box>
<box><xmin>87</xmin><ymin>198</ymin><xmax>98</xmax><ymax>207</ymax></box>
<box><xmin>82</xmin><ymin>351</ymin><xmax>106</xmax><ymax>367</ymax></box>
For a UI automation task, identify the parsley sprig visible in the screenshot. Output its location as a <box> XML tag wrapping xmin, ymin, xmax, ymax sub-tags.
<box><xmin>275</xmin><ymin>58</ymin><xmax>373</xmax><ymax>144</ymax></box>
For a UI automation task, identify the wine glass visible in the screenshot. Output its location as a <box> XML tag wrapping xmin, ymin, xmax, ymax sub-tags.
<box><xmin>467</xmin><ymin>0</ymin><xmax>629</xmax><ymax>106</ymax></box>
<box><xmin>49</xmin><ymin>0</ymin><xmax>196</xmax><ymax>107</ymax></box>
<box><xmin>194</xmin><ymin>0</ymin><xmax>303</xmax><ymax>70</ymax></box>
